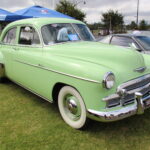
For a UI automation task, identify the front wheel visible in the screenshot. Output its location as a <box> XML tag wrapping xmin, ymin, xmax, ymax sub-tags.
<box><xmin>58</xmin><ymin>86</ymin><xmax>88</xmax><ymax>129</ymax></box>
<box><xmin>0</xmin><ymin>64</ymin><xmax>5</xmax><ymax>83</ymax></box>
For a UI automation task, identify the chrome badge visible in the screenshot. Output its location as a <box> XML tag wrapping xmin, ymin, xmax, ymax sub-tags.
<box><xmin>134</xmin><ymin>67</ymin><xmax>147</xmax><ymax>73</ymax></box>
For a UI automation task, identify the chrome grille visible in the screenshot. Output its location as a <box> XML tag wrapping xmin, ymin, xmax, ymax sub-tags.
<box><xmin>118</xmin><ymin>74</ymin><xmax>150</xmax><ymax>91</ymax></box>
<box><xmin>104</xmin><ymin>74</ymin><xmax>150</xmax><ymax>108</ymax></box>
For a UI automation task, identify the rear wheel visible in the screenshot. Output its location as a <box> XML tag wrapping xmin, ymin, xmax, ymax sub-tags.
<box><xmin>58</xmin><ymin>86</ymin><xmax>88</xmax><ymax>129</ymax></box>
<box><xmin>0</xmin><ymin>64</ymin><xmax>5</xmax><ymax>83</ymax></box>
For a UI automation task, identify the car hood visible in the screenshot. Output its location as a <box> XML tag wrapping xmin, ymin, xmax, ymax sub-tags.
<box><xmin>50</xmin><ymin>41</ymin><xmax>145</xmax><ymax>68</ymax></box>
<box><xmin>45</xmin><ymin>41</ymin><xmax>148</xmax><ymax>83</ymax></box>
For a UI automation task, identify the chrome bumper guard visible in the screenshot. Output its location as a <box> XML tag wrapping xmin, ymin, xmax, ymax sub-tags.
<box><xmin>88</xmin><ymin>74</ymin><xmax>150</xmax><ymax>122</ymax></box>
<box><xmin>88</xmin><ymin>92</ymin><xmax>150</xmax><ymax>122</ymax></box>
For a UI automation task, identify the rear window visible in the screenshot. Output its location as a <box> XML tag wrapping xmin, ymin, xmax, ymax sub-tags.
<box><xmin>3</xmin><ymin>27</ymin><xmax>17</xmax><ymax>44</ymax></box>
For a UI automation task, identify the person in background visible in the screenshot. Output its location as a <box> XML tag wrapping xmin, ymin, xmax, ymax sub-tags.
<box><xmin>133</xmin><ymin>27</ymin><xmax>141</xmax><ymax>35</ymax></box>
<box><xmin>57</xmin><ymin>27</ymin><xmax>69</xmax><ymax>42</ymax></box>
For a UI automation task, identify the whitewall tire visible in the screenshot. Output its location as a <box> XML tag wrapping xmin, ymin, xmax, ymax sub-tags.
<box><xmin>58</xmin><ymin>86</ymin><xmax>88</xmax><ymax>129</ymax></box>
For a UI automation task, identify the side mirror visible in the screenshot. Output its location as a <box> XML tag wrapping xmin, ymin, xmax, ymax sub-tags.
<box><xmin>130</xmin><ymin>43</ymin><xmax>142</xmax><ymax>52</ymax></box>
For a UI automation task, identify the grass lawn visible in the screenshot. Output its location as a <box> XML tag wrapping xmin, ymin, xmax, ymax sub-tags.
<box><xmin>1</xmin><ymin>81</ymin><xmax>150</xmax><ymax>150</ymax></box>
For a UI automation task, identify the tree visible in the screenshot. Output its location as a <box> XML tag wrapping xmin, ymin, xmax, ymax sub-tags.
<box><xmin>88</xmin><ymin>22</ymin><xmax>103</xmax><ymax>30</ymax></box>
<box><xmin>56</xmin><ymin>0</ymin><xmax>86</xmax><ymax>22</ymax></box>
<box><xmin>139</xmin><ymin>20</ymin><xmax>148</xmax><ymax>30</ymax></box>
<box><xmin>128</xmin><ymin>21</ymin><xmax>137</xmax><ymax>30</ymax></box>
<box><xmin>101</xmin><ymin>10</ymin><xmax>124</xmax><ymax>34</ymax></box>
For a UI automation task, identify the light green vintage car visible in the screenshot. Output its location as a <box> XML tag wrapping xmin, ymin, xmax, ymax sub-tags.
<box><xmin>0</xmin><ymin>18</ymin><xmax>150</xmax><ymax>129</ymax></box>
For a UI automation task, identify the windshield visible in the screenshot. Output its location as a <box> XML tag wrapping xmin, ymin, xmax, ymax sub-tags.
<box><xmin>41</xmin><ymin>23</ymin><xmax>95</xmax><ymax>45</ymax></box>
<box><xmin>72</xmin><ymin>24</ymin><xmax>95</xmax><ymax>41</ymax></box>
<box><xmin>135</xmin><ymin>36</ymin><xmax>150</xmax><ymax>51</ymax></box>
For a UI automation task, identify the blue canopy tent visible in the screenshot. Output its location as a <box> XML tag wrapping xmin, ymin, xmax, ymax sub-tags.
<box><xmin>0</xmin><ymin>8</ymin><xmax>27</xmax><ymax>34</ymax></box>
<box><xmin>15</xmin><ymin>5</ymin><xmax>73</xmax><ymax>19</ymax></box>
<box><xmin>0</xmin><ymin>8</ymin><xmax>25</xmax><ymax>21</ymax></box>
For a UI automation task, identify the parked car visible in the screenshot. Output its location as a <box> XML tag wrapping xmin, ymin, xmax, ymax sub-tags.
<box><xmin>100</xmin><ymin>34</ymin><xmax>150</xmax><ymax>54</ymax></box>
<box><xmin>1</xmin><ymin>18</ymin><xmax>150</xmax><ymax>129</ymax></box>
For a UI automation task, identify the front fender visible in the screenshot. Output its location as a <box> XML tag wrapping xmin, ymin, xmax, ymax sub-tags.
<box><xmin>43</xmin><ymin>53</ymin><xmax>112</xmax><ymax>84</ymax></box>
<box><xmin>142</xmin><ymin>54</ymin><xmax>150</xmax><ymax>68</ymax></box>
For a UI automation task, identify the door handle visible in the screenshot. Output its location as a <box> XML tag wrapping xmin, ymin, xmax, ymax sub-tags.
<box><xmin>38</xmin><ymin>64</ymin><xmax>44</xmax><ymax>68</ymax></box>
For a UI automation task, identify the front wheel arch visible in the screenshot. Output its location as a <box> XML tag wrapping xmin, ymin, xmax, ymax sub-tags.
<box><xmin>52</xmin><ymin>82</ymin><xmax>67</xmax><ymax>103</ymax></box>
<box><xmin>52</xmin><ymin>82</ymin><xmax>84</xmax><ymax>104</ymax></box>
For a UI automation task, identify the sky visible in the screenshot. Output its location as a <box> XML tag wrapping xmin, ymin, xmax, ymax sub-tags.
<box><xmin>0</xmin><ymin>0</ymin><xmax>149</xmax><ymax>24</ymax></box>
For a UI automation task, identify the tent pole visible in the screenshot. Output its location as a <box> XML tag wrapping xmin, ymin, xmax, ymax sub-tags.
<box><xmin>52</xmin><ymin>0</ymin><xmax>55</xmax><ymax>9</ymax></box>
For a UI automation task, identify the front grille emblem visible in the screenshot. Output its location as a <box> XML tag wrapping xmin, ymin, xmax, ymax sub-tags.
<box><xmin>134</xmin><ymin>67</ymin><xmax>146</xmax><ymax>73</ymax></box>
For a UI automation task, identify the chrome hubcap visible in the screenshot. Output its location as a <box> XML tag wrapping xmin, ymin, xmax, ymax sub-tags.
<box><xmin>67</xmin><ymin>99</ymin><xmax>78</xmax><ymax>115</ymax></box>
<box><xmin>64</xmin><ymin>95</ymin><xmax>81</xmax><ymax>121</ymax></box>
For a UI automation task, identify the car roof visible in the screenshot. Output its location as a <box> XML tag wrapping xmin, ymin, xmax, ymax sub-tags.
<box><xmin>112</xmin><ymin>34</ymin><xmax>135</xmax><ymax>37</ymax></box>
<box><xmin>5</xmin><ymin>17</ymin><xmax>85</xmax><ymax>29</ymax></box>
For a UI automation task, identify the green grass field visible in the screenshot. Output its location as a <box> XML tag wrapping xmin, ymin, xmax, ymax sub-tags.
<box><xmin>1</xmin><ymin>81</ymin><xmax>150</xmax><ymax>150</ymax></box>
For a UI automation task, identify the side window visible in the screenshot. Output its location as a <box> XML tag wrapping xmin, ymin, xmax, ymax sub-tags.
<box><xmin>19</xmin><ymin>26</ymin><xmax>40</xmax><ymax>45</ymax></box>
<box><xmin>3</xmin><ymin>28</ymin><xmax>17</xmax><ymax>44</ymax></box>
<box><xmin>111</xmin><ymin>36</ymin><xmax>133</xmax><ymax>47</ymax></box>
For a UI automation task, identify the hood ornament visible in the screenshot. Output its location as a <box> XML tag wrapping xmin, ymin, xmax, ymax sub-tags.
<box><xmin>134</xmin><ymin>67</ymin><xmax>147</xmax><ymax>73</ymax></box>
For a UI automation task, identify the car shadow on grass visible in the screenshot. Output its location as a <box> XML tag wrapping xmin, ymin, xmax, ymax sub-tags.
<box><xmin>2</xmin><ymin>79</ymin><xmax>59</xmax><ymax>114</ymax></box>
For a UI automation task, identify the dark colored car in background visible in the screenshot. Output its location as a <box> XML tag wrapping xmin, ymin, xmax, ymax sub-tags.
<box><xmin>100</xmin><ymin>34</ymin><xmax>150</xmax><ymax>54</ymax></box>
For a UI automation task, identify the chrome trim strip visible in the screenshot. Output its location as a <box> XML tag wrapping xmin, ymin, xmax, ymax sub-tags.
<box><xmin>102</xmin><ymin>93</ymin><xmax>119</xmax><ymax>101</ymax></box>
<box><xmin>14</xmin><ymin>60</ymin><xmax>100</xmax><ymax>83</ymax></box>
<box><xmin>10</xmin><ymin>78</ymin><xmax>52</xmax><ymax>103</ymax></box>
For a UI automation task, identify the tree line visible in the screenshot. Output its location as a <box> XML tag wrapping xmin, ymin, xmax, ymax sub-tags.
<box><xmin>56</xmin><ymin>0</ymin><xmax>150</xmax><ymax>34</ymax></box>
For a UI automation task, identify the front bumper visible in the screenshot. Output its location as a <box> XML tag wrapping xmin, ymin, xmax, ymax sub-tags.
<box><xmin>87</xmin><ymin>91</ymin><xmax>150</xmax><ymax>122</ymax></box>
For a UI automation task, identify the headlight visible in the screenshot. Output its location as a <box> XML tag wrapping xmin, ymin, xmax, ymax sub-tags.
<box><xmin>103</xmin><ymin>72</ymin><xmax>115</xmax><ymax>89</ymax></box>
